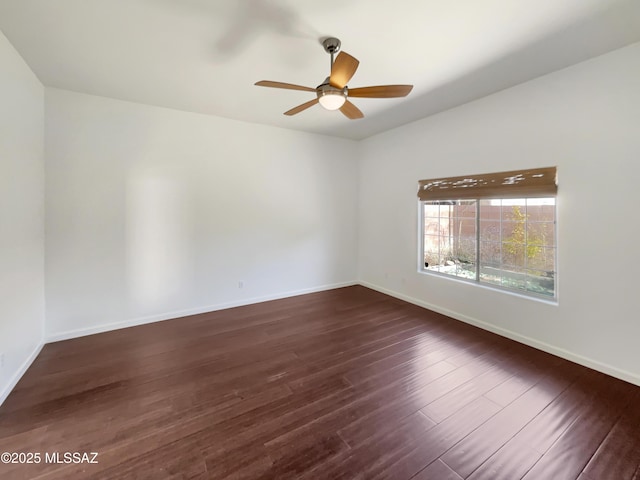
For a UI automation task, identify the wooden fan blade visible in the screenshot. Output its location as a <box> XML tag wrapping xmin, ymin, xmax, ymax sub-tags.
<box><xmin>255</xmin><ymin>81</ymin><xmax>315</xmax><ymax>92</ymax></box>
<box><xmin>339</xmin><ymin>100</ymin><xmax>364</xmax><ymax>120</ymax></box>
<box><xmin>284</xmin><ymin>98</ymin><xmax>319</xmax><ymax>116</ymax></box>
<box><xmin>329</xmin><ymin>52</ymin><xmax>359</xmax><ymax>89</ymax></box>
<box><xmin>348</xmin><ymin>85</ymin><xmax>413</xmax><ymax>98</ymax></box>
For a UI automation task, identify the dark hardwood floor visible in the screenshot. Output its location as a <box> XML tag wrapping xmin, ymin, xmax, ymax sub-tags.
<box><xmin>1</xmin><ymin>286</ymin><xmax>639</xmax><ymax>479</ymax></box>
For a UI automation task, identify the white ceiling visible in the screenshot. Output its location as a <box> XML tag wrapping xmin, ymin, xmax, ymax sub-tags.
<box><xmin>1</xmin><ymin>0</ymin><xmax>639</xmax><ymax>140</ymax></box>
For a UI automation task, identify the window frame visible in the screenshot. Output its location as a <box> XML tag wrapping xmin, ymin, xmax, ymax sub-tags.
<box><xmin>418</xmin><ymin>197</ymin><xmax>558</xmax><ymax>302</ymax></box>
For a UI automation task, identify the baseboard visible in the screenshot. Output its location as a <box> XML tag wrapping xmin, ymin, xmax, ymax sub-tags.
<box><xmin>0</xmin><ymin>342</ymin><xmax>44</xmax><ymax>407</ymax></box>
<box><xmin>359</xmin><ymin>281</ymin><xmax>640</xmax><ymax>387</ymax></box>
<box><xmin>46</xmin><ymin>280</ymin><xmax>358</xmax><ymax>343</ymax></box>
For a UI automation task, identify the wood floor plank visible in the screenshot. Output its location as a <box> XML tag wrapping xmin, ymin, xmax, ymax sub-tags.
<box><xmin>579</xmin><ymin>389</ymin><xmax>640</xmax><ymax>480</ymax></box>
<box><xmin>412</xmin><ymin>459</ymin><xmax>463</xmax><ymax>480</ymax></box>
<box><xmin>466</xmin><ymin>369</ymin><xmax>599</xmax><ymax>480</ymax></box>
<box><xmin>420</xmin><ymin>355</ymin><xmax>518</xmax><ymax>423</ymax></box>
<box><xmin>0</xmin><ymin>286</ymin><xmax>639</xmax><ymax>480</ymax></box>
<box><xmin>522</xmin><ymin>376</ymin><xmax>637</xmax><ymax>480</ymax></box>
<box><xmin>440</xmin><ymin>366</ymin><xmax>579</xmax><ymax>478</ymax></box>
<box><xmin>286</xmin><ymin>326</ymin><xmax>444</xmax><ymax>393</ymax></box>
<box><xmin>295</xmin><ymin>409</ymin><xmax>444</xmax><ymax>480</ymax></box>
<box><xmin>366</xmin><ymin>396</ymin><xmax>503</xmax><ymax>480</ymax></box>
<box><xmin>199</xmin><ymin>359</ymin><xmax>454</xmax><ymax>474</ymax></box>
<box><xmin>338</xmin><ymin>354</ymin><xmax>502</xmax><ymax>448</ymax></box>
<box><xmin>266</xmin><ymin>363</ymin><xmax>447</xmax><ymax>456</ymax></box>
<box><xmin>466</xmin><ymin>442</ymin><xmax>542</xmax><ymax>480</ymax></box>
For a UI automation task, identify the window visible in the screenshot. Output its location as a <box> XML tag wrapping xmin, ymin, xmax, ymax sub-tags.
<box><xmin>418</xmin><ymin>168</ymin><xmax>557</xmax><ymax>299</ymax></box>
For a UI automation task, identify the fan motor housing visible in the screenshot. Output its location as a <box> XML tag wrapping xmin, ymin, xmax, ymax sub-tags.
<box><xmin>316</xmin><ymin>80</ymin><xmax>348</xmax><ymax>100</ymax></box>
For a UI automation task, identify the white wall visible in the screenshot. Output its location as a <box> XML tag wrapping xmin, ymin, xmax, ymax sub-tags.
<box><xmin>358</xmin><ymin>42</ymin><xmax>640</xmax><ymax>385</ymax></box>
<box><xmin>0</xmin><ymin>31</ymin><xmax>45</xmax><ymax>404</ymax></box>
<box><xmin>45</xmin><ymin>89</ymin><xmax>358</xmax><ymax>340</ymax></box>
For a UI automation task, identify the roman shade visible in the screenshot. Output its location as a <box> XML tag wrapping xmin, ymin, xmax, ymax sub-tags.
<box><xmin>417</xmin><ymin>166</ymin><xmax>557</xmax><ymax>201</ymax></box>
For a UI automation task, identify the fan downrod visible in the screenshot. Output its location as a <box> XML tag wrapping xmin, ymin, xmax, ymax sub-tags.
<box><xmin>321</xmin><ymin>37</ymin><xmax>341</xmax><ymax>68</ymax></box>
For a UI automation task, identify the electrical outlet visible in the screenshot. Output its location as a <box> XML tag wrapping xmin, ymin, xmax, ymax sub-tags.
<box><xmin>0</xmin><ymin>353</ymin><xmax>4</xmax><ymax>368</ymax></box>
<box><xmin>238</xmin><ymin>281</ymin><xmax>244</xmax><ymax>289</ymax></box>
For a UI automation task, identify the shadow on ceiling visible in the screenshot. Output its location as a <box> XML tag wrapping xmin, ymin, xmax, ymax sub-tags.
<box><xmin>152</xmin><ymin>0</ymin><xmax>322</xmax><ymax>60</ymax></box>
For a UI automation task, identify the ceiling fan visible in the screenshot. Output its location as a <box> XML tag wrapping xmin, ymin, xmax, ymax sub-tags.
<box><xmin>255</xmin><ymin>37</ymin><xmax>413</xmax><ymax>119</ymax></box>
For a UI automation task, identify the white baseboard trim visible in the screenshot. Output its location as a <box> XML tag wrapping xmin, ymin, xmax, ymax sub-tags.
<box><xmin>46</xmin><ymin>281</ymin><xmax>357</xmax><ymax>343</ymax></box>
<box><xmin>0</xmin><ymin>342</ymin><xmax>44</xmax><ymax>407</ymax></box>
<box><xmin>359</xmin><ymin>281</ymin><xmax>640</xmax><ymax>387</ymax></box>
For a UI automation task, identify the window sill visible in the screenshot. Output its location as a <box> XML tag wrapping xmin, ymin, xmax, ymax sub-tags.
<box><xmin>417</xmin><ymin>269</ymin><xmax>559</xmax><ymax>306</ymax></box>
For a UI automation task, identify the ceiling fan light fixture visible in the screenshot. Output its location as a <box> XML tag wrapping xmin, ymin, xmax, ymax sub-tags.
<box><xmin>317</xmin><ymin>81</ymin><xmax>347</xmax><ymax>110</ymax></box>
<box><xmin>318</xmin><ymin>91</ymin><xmax>346</xmax><ymax>110</ymax></box>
